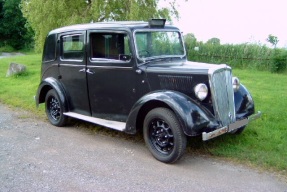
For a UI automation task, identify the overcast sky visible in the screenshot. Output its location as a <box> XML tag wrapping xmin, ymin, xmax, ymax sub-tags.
<box><xmin>168</xmin><ymin>0</ymin><xmax>287</xmax><ymax>47</ymax></box>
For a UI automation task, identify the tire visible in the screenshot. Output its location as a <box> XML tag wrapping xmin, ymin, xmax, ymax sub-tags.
<box><xmin>143</xmin><ymin>108</ymin><xmax>187</xmax><ymax>163</ymax></box>
<box><xmin>45</xmin><ymin>89</ymin><xmax>67</xmax><ymax>127</ymax></box>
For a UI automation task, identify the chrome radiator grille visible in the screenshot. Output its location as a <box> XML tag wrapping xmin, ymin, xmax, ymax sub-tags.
<box><xmin>209</xmin><ymin>67</ymin><xmax>235</xmax><ymax>126</ymax></box>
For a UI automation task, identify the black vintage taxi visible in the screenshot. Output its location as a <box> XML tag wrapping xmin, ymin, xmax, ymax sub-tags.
<box><xmin>36</xmin><ymin>19</ymin><xmax>261</xmax><ymax>163</ymax></box>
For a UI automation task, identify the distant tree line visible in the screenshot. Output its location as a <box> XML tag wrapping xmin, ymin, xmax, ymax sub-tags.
<box><xmin>0</xmin><ymin>0</ymin><xmax>33</xmax><ymax>50</ymax></box>
<box><xmin>21</xmin><ymin>0</ymin><xmax>179</xmax><ymax>52</ymax></box>
<box><xmin>1</xmin><ymin>0</ymin><xmax>179</xmax><ymax>51</ymax></box>
<box><xmin>184</xmin><ymin>33</ymin><xmax>287</xmax><ymax>73</ymax></box>
<box><xmin>1</xmin><ymin>0</ymin><xmax>286</xmax><ymax>72</ymax></box>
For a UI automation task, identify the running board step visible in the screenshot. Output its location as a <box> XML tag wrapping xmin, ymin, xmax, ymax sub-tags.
<box><xmin>63</xmin><ymin>112</ymin><xmax>126</xmax><ymax>131</ymax></box>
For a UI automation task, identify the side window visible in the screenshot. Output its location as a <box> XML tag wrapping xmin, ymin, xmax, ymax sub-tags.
<box><xmin>90</xmin><ymin>33</ymin><xmax>131</xmax><ymax>62</ymax></box>
<box><xmin>43</xmin><ymin>34</ymin><xmax>56</xmax><ymax>62</ymax></box>
<box><xmin>61</xmin><ymin>34</ymin><xmax>84</xmax><ymax>61</ymax></box>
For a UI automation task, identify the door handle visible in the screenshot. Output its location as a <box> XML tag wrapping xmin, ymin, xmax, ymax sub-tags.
<box><xmin>79</xmin><ymin>68</ymin><xmax>94</xmax><ymax>74</ymax></box>
<box><xmin>86</xmin><ymin>68</ymin><xmax>95</xmax><ymax>74</ymax></box>
<box><xmin>79</xmin><ymin>68</ymin><xmax>86</xmax><ymax>72</ymax></box>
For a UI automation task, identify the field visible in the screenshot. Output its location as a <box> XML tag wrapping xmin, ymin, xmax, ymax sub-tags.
<box><xmin>205</xmin><ymin>68</ymin><xmax>287</xmax><ymax>172</ymax></box>
<box><xmin>0</xmin><ymin>54</ymin><xmax>286</xmax><ymax>174</ymax></box>
<box><xmin>184</xmin><ymin>36</ymin><xmax>287</xmax><ymax>73</ymax></box>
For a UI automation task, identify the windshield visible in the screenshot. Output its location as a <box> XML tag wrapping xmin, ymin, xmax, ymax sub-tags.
<box><xmin>135</xmin><ymin>30</ymin><xmax>185</xmax><ymax>60</ymax></box>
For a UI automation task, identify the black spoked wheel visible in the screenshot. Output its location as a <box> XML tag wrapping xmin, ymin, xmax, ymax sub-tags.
<box><xmin>143</xmin><ymin>108</ymin><xmax>186</xmax><ymax>163</ymax></box>
<box><xmin>45</xmin><ymin>89</ymin><xmax>67</xmax><ymax>127</ymax></box>
<box><xmin>149</xmin><ymin>118</ymin><xmax>174</xmax><ymax>155</ymax></box>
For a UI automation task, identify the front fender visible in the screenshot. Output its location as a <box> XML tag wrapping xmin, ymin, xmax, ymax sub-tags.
<box><xmin>125</xmin><ymin>91</ymin><xmax>218</xmax><ymax>136</ymax></box>
<box><xmin>35</xmin><ymin>77</ymin><xmax>68</xmax><ymax>112</ymax></box>
<box><xmin>234</xmin><ymin>84</ymin><xmax>255</xmax><ymax>119</ymax></box>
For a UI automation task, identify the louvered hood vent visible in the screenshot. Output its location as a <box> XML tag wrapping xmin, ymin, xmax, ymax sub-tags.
<box><xmin>158</xmin><ymin>75</ymin><xmax>193</xmax><ymax>92</ymax></box>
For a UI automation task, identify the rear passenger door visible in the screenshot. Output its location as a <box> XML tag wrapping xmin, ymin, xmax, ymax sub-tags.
<box><xmin>58</xmin><ymin>31</ymin><xmax>90</xmax><ymax>115</ymax></box>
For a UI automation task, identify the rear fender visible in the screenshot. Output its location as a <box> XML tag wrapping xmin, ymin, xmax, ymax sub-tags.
<box><xmin>125</xmin><ymin>91</ymin><xmax>217</xmax><ymax>136</ymax></box>
<box><xmin>35</xmin><ymin>77</ymin><xmax>68</xmax><ymax>112</ymax></box>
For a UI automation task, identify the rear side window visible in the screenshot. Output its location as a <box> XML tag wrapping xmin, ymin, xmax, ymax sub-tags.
<box><xmin>61</xmin><ymin>34</ymin><xmax>84</xmax><ymax>61</ymax></box>
<box><xmin>90</xmin><ymin>32</ymin><xmax>131</xmax><ymax>62</ymax></box>
<box><xmin>43</xmin><ymin>34</ymin><xmax>56</xmax><ymax>62</ymax></box>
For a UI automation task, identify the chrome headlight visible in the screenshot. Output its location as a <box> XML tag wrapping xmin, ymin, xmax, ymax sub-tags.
<box><xmin>232</xmin><ymin>77</ymin><xmax>240</xmax><ymax>92</ymax></box>
<box><xmin>194</xmin><ymin>83</ymin><xmax>208</xmax><ymax>101</ymax></box>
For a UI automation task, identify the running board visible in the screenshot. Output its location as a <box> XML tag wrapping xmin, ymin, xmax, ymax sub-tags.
<box><xmin>63</xmin><ymin>112</ymin><xmax>126</xmax><ymax>131</ymax></box>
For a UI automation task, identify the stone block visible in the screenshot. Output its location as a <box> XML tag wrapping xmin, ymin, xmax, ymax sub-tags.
<box><xmin>6</xmin><ymin>63</ymin><xmax>27</xmax><ymax>77</ymax></box>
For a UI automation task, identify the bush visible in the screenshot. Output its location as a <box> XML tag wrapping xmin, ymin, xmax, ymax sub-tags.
<box><xmin>185</xmin><ymin>39</ymin><xmax>287</xmax><ymax>72</ymax></box>
<box><xmin>0</xmin><ymin>0</ymin><xmax>34</xmax><ymax>50</ymax></box>
<box><xmin>0</xmin><ymin>45</ymin><xmax>15</xmax><ymax>52</ymax></box>
<box><xmin>270</xmin><ymin>49</ymin><xmax>287</xmax><ymax>73</ymax></box>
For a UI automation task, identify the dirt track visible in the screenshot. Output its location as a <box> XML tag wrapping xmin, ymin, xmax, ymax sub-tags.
<box><xmin>0</xmin><ymin>52</ymin><xmax>25</xmax><ymax>59</ymax></box>
<box><xmin>0</xmin><ymin>103</ymin><xmax>286</xmax><ymax>192</ymax></box>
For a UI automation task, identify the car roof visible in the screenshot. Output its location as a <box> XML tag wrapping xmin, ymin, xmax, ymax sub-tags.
<box><xmin>48</xmin><ymin>21</ymin><xmax>179</xmax><ymax>35</ymax></box>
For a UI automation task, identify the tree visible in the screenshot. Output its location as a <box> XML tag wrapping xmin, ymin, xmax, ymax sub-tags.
<box><xmin>183</xmin><ymin>33</ymin><xmax>197</xmax><ymax>52</ymax></box>
<box><xmin>0</xmin><ymin>1</ymin><xmax>4</xmax><ymax>44</ymax></box>
<box><xmin>0</xmin><ymin>0</ymin><xmax>33</xmax><ymax>49</ymax></box>
<box><xmin>206</xmin><ymin>37</ymin><xmax>220</xmax><ymax>45</ymax></box>
<box><xmin>21</xmin><ymin>0</ymin><xmax>180</xmax><ymax>52</ymax></box>
<box><xmin>266</xmin><ymin>34</ymin><xmax>279</xmax><ymax>48</ymax></box>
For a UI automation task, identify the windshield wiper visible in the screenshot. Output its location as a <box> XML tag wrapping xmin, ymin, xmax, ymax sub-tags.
<box><xmin>138</xmin><ymin>56</ymin><xmax>180</xmax><ymax>67</ymax></box>
<box><xmin>138</xmin><ymin>58</ymin><xmax>165</xmax><ymax>67</ymax></box>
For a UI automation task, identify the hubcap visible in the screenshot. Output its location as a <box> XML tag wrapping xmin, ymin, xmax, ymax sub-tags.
<box><xmin>48</xmin><ymin>96</ymin><xmax>61</xmax><ymax>121</ymax></box>
<box><xmin>149</xmin><ymin>119</ymin><xmax>174</xmax><ymax>154</ymax></box>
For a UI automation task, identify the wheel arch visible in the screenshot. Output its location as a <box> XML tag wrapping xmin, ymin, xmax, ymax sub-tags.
<box><xmin>125</xmin><ymin>90</ymin><xmax>215</xmax><ymax>136</ymax></box>
<box><xmin>36</xmin><ymin>77</ymin><xmax>69</xmax><ymax>112</ymax></box>
<box><xmin>135</xmin><ymin>100</ymin><xmax>172</xmax><ymax>134</ymax></box>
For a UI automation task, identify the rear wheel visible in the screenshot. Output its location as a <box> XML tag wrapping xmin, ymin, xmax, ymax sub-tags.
<box><xmin>143</xmin><ymin>108</ymin><xmax>187</xmax><ymax>163</ymax></box>
<box><xmin>45</xmin><ymin>89</ymin><xmax>67</xmax><ymax>127</ymax></box>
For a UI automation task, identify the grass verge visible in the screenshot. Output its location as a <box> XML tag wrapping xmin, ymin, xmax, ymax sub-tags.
<box><xmin>202</xmin><ymin>69</ymin><xmax>287</xmax><ymax>175</ymax></box>
<box><xmin>0</xmin><ymin>54</ymin><xmax>286</xmax><ymax>175</ymax></box>
<box><xmin>0</xmin><ymin>54</ymin><xmax>43</xmax><ymax>114</ymax></box>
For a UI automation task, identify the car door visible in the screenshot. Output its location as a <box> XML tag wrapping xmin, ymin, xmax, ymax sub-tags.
<box><xmin>58</xmin><ymin>31</ymin><xmax>90</xmax><ymax>116</ymax></box>
<box><xmin>86</xmin><ymin>30</ymin><xmax>138</xmax><ymax>122</ymax></box>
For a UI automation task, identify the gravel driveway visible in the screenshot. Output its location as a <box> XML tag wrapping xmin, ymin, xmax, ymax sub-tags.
<box><xmin>0</xmin><ymin>103</ymin><xmax>286</xmax><ymax>192</ymax></box>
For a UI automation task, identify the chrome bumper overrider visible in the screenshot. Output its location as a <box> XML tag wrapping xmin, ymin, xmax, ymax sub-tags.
<box><xmin>202</xmin><ymin>111</ymin><xmax>262</xmax><ymax>141</ymax></box>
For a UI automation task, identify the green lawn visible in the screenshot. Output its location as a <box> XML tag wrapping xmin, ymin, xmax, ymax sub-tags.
<box><xmin>204</xmin><ymin>69</ymin><xmax>287</xmax><ymax>173</ymax></box>
<box><xmin>0</xmin><ymin>54</ymin><xmax>286</xmax><ymax>174</ymax></box>
<box><xmin>0</xmin><ymin>54</ymin><xmax>42</xmax><ymax>113</ymax></box>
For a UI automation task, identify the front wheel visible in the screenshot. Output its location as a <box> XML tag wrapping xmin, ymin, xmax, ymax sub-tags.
<box><xmin>45</xmin><ymin>89</ymin><xmax>68</xmax><ymax>127</ymax></box>
<box><xmin>143</xmin><ymin>108</ymin><xmax>187</xmax><ymax>163</ymax></box>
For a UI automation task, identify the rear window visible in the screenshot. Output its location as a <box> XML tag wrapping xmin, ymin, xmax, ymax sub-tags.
<box><xmin>43</xmin><ymin>34</ymin><xmax>56</xmax><ymax>62</ymax></box>
<box><xmin>61</xmin><ymin>34</ymin><xmax>84</xmax><ymax>61</ymax></box>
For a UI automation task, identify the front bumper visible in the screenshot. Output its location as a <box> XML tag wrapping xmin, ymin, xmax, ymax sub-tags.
<box><xmin>202</xmin><ymin>111</ymin><xmax>262</xmax><ymax>141</ymax></box>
